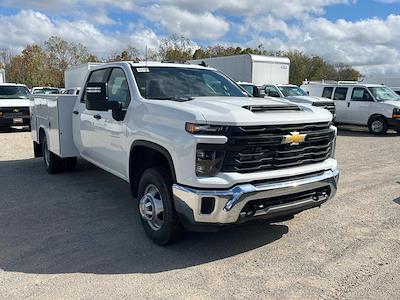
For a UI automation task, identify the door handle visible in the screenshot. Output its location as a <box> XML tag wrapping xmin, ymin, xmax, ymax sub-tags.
<box><xmin>72</xmin><ymin>110</ymin><xmax>79</xmax><ymax>115</ymax></box>
<box><xmin>347</xmin><ymin>102</ymin><xmax>350</xmax><ymax>107</ymax></box>
<box><xmin>93</xmin><ymin>114</ymin><xmax>102</xmax><ymax>120</ymax></box>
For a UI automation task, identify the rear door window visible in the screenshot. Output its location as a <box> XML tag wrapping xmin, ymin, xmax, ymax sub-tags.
<box><xmin>333</xmin><ymin>87</ymin><xmax>348</xmax><ymax>100</ymax></box>
<box><xmin>322</xmin><ymin>87</ymin><xmax>334</xmax><ymax>99</ymax></box>
<box><xmin>82</xmin><ymin>68</ymin><xmax>111</xmax><ymax>103</ymax></box>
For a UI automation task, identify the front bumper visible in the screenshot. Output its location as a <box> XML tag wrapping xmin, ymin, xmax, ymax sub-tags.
<box><xmin>173</xmin><ymin>169</ymin><xmax>339</xmax><ymax>230</ymax></box>
<box><xmin>0</xmin><ymin>115</ymin><xmax>30</xmax><ymax>127</ymax></box>
<box><xmin>388</xmin><ymin>118</ymin><xmax>400</xmax><ymax>129</ymax></box>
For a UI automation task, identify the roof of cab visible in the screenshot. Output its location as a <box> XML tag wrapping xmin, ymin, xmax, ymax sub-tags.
<box><xmin>90</xmin><ymin>61</ymin><xmax>217</xmax><ymax>71</ymax></box>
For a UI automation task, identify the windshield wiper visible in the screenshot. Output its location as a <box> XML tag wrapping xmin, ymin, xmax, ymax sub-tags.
<box><xmin>151</xmin><ymin>96</ymin><xmax>195</xmax><ymax>102</ymax></box>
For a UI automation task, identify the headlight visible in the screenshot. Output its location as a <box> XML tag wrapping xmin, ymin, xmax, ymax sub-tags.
<box><xmin>196</xmin><ymin>145</ymin><xmax>225</xmax><ymax>176</ymax></box>
<box><xmin>186</xmin><ymin>122</ymin><xmax>227</xmax><ymax>135</ymax></box>
<box><xmin>393</xmin><ymin>108</ymin><xmax>400</xmax><ymax>119</ymax></box>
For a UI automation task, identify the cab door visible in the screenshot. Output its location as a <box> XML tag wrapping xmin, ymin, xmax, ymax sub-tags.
<box><xmin>347</xmin><ymin>87</ymin><xmax>374</xmax><ymax>125</ymax></box>
<box><xmin>89</xmin><ymin>67</ymin><xmax>131</xmax><ymax>177</ymax></box>
<box><xmin>73</xmin><ymin>67</ymin><xmax>111</xmax><ymax>161</ymax></box>
<box><xmin>332</xmin><ymin>87</ymin><xmax>349</xmax><ymax>123</ymax></box>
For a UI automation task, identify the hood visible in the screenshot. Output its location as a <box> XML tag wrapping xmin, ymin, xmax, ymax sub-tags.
<box><xmin>285</xmin><ymin>95</ymin><xmax>334</xmax><ymax>104</ymax></box>
<box><xmin>151</xmin><ymin>96</ymin><xmax>333</xmax><ymax>126</ymax></box>
<box><xmin>0</xmin><ymin>98</ymin><xmax>30</xmax><ymax>107</ymax></box>
<box><xmin>382</xmin><ymin>100</ymin><xmax>400</xmax><ymax>108</ymax></box>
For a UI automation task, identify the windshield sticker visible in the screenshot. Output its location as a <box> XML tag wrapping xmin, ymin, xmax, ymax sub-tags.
<box><xmin>136</xmin><ymin>67</ymin><xmax>150</xmax><ymax>73</ymax></box>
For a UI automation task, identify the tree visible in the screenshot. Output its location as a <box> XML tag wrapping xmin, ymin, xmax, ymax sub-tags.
<box><xmin>158</xmin><ymin>34</ymin><xmax>194</xmax><ymax>62</ymax></box>
<box><xmin>107</xmin><ymin>46</ymin><xmax>140</xmax><ymax>62</ymax></box>
<box><xmin>44</xmin><ymin>36</ymin><xmax>98</xmax><ymax>86</ymax></box>
<box><xmin>6</xmin><ymin>44</ymin><xmax>53</xmax><ymax>87</ymax></box>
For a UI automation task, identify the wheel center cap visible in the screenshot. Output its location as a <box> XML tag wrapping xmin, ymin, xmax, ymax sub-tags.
<box><xmin>139</xmin><ymin>194</ymin><xmax>155</xmax><ymax>221</ymax></box>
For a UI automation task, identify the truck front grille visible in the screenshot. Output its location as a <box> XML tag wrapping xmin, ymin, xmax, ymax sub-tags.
<box><xmin>312</xmin><ymin>102</ymin><xmax>336</xmax><ymax>115</ymax></box>
<box><xmin>0</xmin><ymin>107</ymin><xmax>30</xmax><ymax>117</ymax></box>
<box><xmin>218</xmin><ymin>122</ymin><xmax>335</xmax><ymax>173</ymax></box>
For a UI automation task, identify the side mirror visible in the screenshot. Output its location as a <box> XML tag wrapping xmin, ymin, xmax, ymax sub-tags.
<box><xmin>258</xmin><ymin>88</ymin><xmax>266</xmax><ymax>98</ymax></box>
<box><xmin>85</xmin><ymin>82</ymin><xmax>108</xmax><ymax>111</ymax></box>
<box><xmin>85</xmin><ymin>82</ymin><xmax>125</xmax><ymax>121</ymax></box>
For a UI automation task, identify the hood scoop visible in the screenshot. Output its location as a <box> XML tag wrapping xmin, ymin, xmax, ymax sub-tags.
<box><xmin>243</xmin><ymin>104</ymin><xmax>302</xmax><ymax>113</ymax></box>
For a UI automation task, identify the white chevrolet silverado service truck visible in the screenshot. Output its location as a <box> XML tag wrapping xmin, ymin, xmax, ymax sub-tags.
<box><xmin>31</xmin><ymin>62</ymin><xmax>339</xmax><ymax>245</ymax></box>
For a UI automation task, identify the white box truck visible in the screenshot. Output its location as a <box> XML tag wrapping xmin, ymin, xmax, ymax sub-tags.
<box><xmin>0</xmin><ymin>69</ymin><xmax>5</xmax><ymax>84</ymax></box>
<box><xmin>189</xmin><ymin>54</ymin><xmax>290</xmax><ymax>86</ymax></box>
<box><xmin>64</xmin><ymin>63</ymin><xmax>104</xmax><ymax>89</ymax></box>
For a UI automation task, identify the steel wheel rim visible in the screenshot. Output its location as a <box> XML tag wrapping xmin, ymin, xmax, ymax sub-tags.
<box><xmin>139</xmin><ymin>184</ymin><xmax>164</xmax><ymax>231</ymax></box>
<box><xmin>371</xmin><ymin>120</ymin><xmax>383</xmax><ymax>133</ymax></box>
<box><xmin>44</xmin><ymin>141</ymin><xmax>50</xmax><ymax>167</ymax></box>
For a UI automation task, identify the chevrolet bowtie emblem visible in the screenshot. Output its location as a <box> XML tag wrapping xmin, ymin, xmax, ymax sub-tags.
<box><xmin>13</xmin><ymin>108</ymin><xmax>20</xmax><ymax>113</ymax></box>
<box><xmin>283</xmin><ymin>131</ymin><xmax>307</xmax><ymax>145</ymax></box>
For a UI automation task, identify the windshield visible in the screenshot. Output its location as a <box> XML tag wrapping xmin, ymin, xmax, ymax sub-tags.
<box><xmin>278</xmin><ymin>86</ymin><xmax>308</xmax><ymax>97</ymax></box>
<box><xmin>32</xmin><ymin>88</ymin><xmax>60</xmax><ymax>94</ymax></box>
<box><xmin>368</xmin><ymin>87</ymin><xmax>400</xmax><ymax>101</ymax></box>
<box><xmin>0</xmin><ymin>86</ymin><xmax>30</xmax><ymax>99</ymax></box>
<box><xmin>132</xmin><ymin>67</ymin><xmax>247</xmax><ymax>99</ymax></box>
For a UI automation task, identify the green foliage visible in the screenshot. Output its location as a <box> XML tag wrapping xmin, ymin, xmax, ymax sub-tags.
<box><xmin>106</xmin><ymin>46</ymin><xmax>140</xmax><ymax>62</ymax></box>
<box><xmin>2</xmin><ymin>33</ymin><xmax>361</xmax><ymax>88</ymax></box>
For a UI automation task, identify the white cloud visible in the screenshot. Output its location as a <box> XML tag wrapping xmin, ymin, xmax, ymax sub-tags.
<box><xmin>142</xmin><ymin>4</ymin><xmax>229</xmax><ymax>40</ymax></box>
<box><xmin>0</xmin><ymin>9</ymin><xmax>160</xmax><ymax>57</ymax></box>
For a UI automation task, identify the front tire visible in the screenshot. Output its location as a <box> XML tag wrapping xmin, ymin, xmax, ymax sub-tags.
<box><xmin>42</xmin><ymin>135</ymin><xmax>64</xmax><ymax>174</ymax></box>
<box><xmin>138</xmin><ymin>167</ymin><xmax>183</xmax><ymax>245</ymax></box>
<box><xmin>368</xmin><ymin>117</ymin><xmax>388</xmax><ymax>135</ymax></box>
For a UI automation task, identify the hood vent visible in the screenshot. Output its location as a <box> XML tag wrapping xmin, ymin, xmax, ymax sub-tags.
<box><xmin>243</xmin><ymin>105</ymin><xmax>302</xmax><ymax>113</ymax></box>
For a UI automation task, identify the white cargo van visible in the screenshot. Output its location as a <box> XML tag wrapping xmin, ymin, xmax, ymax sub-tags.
<box><xmin>189</xmin><ymin>54</ymin><xmax>290</xmax><ymax>86</ymax></box>
<box><xmin>301</xmin><ymin>81</ymin><xmax>400</xmax><ymax>135</ymax></box>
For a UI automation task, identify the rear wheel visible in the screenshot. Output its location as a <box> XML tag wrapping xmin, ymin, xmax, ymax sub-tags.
<box><xmin>368</xmin><ymin>117</ymin><xmax>388</xmax><ymax>135</ymax></box>
<box><xmin>138</xmin><ymin>167</ymin><xmax>183</xmax><ymax>245</ymax></box>
<box><xmin>42</xmin><ymin>135</ymin><xmax>64</xmax><ymax>174</ymax></box>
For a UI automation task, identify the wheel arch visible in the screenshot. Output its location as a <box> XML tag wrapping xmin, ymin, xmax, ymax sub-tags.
<box><xmin>368</xmin><ymin>113</ymin><xmax>387</xmax><ymax>124</ymax></box>
<box><xmin>129</xmin><ymin>140</ymin><xmax>177</xmax><ymax>197</ymax></box>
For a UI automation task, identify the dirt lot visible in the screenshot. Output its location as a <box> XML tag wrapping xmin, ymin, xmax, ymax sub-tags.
<box><xmin>0</xmin><ymin>126</ymin><xmax>399</xmax><ymax>299</ymax></box>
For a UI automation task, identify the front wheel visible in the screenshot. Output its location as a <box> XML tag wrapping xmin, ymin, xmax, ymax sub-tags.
<box><xmin>368</xmin><ymin>117</ymin><xmax>388</xmax><ymax>135</ymax></box>
<box><xmin>138</xmin><ymin>167</ymin><xmax>183</xmax><ymax>245</ymax></box>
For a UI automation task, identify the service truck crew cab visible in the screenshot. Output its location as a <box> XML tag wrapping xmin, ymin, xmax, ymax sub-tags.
<box><xmin>31</xmin><ymin>62</ymin><xmax>339</xmax><ymax>245</ymax></box>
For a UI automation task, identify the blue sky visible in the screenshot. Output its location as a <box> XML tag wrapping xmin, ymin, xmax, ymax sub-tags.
<box><xmin>0</xmin><ymin>0</ymin><xmax>399</xmax><ymax>74</ymax></box>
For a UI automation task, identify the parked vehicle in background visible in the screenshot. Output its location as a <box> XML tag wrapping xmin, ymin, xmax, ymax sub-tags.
<box><xmin>189</xmin><ymin>54</ymin><xmax>290</xmax><ymax>86</ymax></box>
<box><xmin>31</xmin><ymin>87</ymin><xmax>60</xmax><ymax>94</ymax></box>
<box><xmin>64</xmin><ymin>63</ymin><xmax>104</xmax><ymax>89</ymax></box>
<box><xmin>31</xmin><ymin>61</ymin><xmax>339</xmax><ymax>245</ymax></box>
<box><xmin>262</xmin><ymin>84</ymin><xmax>336</xmax><ymax>117</ymax></box>
<box><xmin>301</xmin><ymin>81</ymin><xmax>400</xmax><ymax>135</ymax></box>
<box><xmin>62</xmin><ymin>87</ymin><xmax>81</xmax><ymax>95</ymax></box>
<box><xmin>0</xmin><ymin>69</ymin><xmax>5</xmax><ymax>84</ymax></box>
<box><xmin>391</xmin><ymin>87</ymin><xmax>400</xmax><ymax>96</ymax></box>
<box><xmin>237</xmin><ymin>81</ymin><xmax>263</xmax><ymax>97</ymax></box>
<box><xmin>0</xmin><ymin>83</ymin><xmax>31</xmax><ymax>128</ymax></box>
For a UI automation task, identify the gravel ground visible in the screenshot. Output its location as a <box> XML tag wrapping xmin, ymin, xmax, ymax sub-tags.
<box><xmin>0</xmin><ymin>126</ymin><xmax>399</xmax><ymax>299</ymax></box>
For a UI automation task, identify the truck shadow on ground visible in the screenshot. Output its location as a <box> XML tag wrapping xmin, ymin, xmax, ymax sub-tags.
<box><xmin>337</xmin><ymin>125</ymin><xmax>399</xmax><ymax>137</ymax></box>
<box><xmin>393</xmin><ymin>197</ymin><xmax>400</xmax><ymax>205</ymax></box>
<box><xmin>0</xmin><ymin>158</ymin><xmax>288</xmax><ymax>275</ymax></box>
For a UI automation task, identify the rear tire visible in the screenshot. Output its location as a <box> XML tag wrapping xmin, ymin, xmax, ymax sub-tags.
<box><xmin>368</xmin><ymin>116</ymin><xmax>388</xmax><ymax>135</ymax></box>
<box><xmin>42</xmin><ymin>135</ymin><xmax>64</xmax><ymax>174</ymax></box>
<box><xmin>137</xmin><ymin>167</ymin><xmax>183</xmax><ymax>245</ymax></box>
